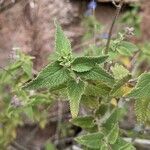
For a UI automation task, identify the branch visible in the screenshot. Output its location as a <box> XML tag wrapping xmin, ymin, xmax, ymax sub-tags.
<box><xmin>104</xmin><ymin>0</ymin><xmax>124</xmax><ymax>55</ymax></box>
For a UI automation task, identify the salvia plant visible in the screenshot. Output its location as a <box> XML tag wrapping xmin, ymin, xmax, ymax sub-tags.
<box><xmin>21</xmin><ymin>21</ymin><xmax>150</xmax><ymax>149</ymax></box>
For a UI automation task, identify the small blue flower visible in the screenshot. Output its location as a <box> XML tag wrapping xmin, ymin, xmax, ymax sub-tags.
<box><xmin>88</xmin><ymin>0</ymin><xmax>97</xmax><ymax>10</ymax></box>
<box><xmin>98</xmin><ymin>33</ymin><xmax>109</xmax><ymax>39</ymax></box>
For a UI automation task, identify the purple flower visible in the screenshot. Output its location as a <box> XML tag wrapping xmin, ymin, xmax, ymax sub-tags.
<box><xmin>98</xmin><ymin>33</ymin><xmax>109</xmax><ymax>39</ymax></box>
<box><xmin>11</xmin><ymin>95</ymin><xmax>23</xmax><ymax>108</ymax></box>
<box><xmin>88</xmin><ymin>0</ymin><xmax>97</xmax><ymax>10</ymax></box>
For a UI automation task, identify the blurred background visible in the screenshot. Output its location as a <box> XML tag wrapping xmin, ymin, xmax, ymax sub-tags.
<box><xmin>0</xmin><ymin>0</ymin><xmax>150</xmax><ymax>150</ymax></box>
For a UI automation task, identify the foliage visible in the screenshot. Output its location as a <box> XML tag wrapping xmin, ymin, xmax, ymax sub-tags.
<box><xmin>0</xmin><ymin>51</ymin><xmax>55</xmax><ymax>148</ymax></box>
<box><xmin>0</xmin><ymin>15</ymin><xmax>150</xmax><ymax>149</ymax></box>
<box><xmin>22</xmin><ymin>22</ymin><xmax>150</xmax><ymax>149</ymax></box>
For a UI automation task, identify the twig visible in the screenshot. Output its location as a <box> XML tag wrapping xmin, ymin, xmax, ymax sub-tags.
<box><xmin>105</xmin><ymin>0</ymin><xmax>124</xmax><ymax>55</ymax></box>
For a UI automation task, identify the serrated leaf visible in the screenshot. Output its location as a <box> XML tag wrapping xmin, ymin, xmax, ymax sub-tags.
<box><xmin>117</xmin><ymin>41</ymin><xmax>138</xmax><ymax>56</ymax></box>
<box><xmin>104</xmin><ymin>108</ymin><xmax>125</xmax><ymax>130</ymax></box>
<box><xmin>110</xmin><ymin>75</ymin><xmax>132</xmax><ymax>97</ymax></box>
<box><xmin>81</xmin><ymin>95</ymin><xmax>100</xmax><ymax>110</ymax></box>
<box><xmin>23</xmin><ymin>61</ymin><xmax>70</xmax><ymax>90</ymax></box>
<box><xmin>75</xmin><ymin>132</ymin><xmax>104</xmax><ymax>149</ymax></box>
<box><xmin>71</xmin><ymin>56</ymin><xmax>108</xmax><ymax>72</ymax></box>
<box><xmin>55</xmin><ymin>22</ymin><xmax>72</xmax><ymax>57</ymax></box>
<box><xmin>127</xmin><ymin>73</ymin><xmax>150</xmax><ymax>98</ymax></box>
<box><xmin>76</xmin><ymin>66</ymin><xmax>115</xmax><ymax>87</ymax></box>
<box><xmin>134</xmin><ymin>98</ymin><xmax>150</xmax><ymax>123</ymax></box>
<box><xmin>111</xmin><ymin>64</ymin><xmax>130</xmax><ymax>80</ymax></box>
<box><xmin>100</xmin><ymin>142</ymin><xmax>108</xmax><ymax>150</ymax></box>
<box><xmin>112</xmin><ymin>138</ymin><xmax>135</xmax><ymax>150</ymax></box>
<box><xmin>121</xmin><ymin>41</ymin><xmax>138</xmax><ymax>52</ymax></box>
<box><xmin>70</xmin><ymin>116</ymin><xmax>95</xmax><ymax>129</ymax></box>
<box><xmin>85</xmin><ymin>81</ymin><xmax>111</xmax><ymax>97</ymax></box>
<box><xmin>67</xmin><ymin>80</ymin><xmax>85</xmax><ymax>118</ymax></box>
<box><xmin>95</xmin><ymin>104</ymin><xmax>109</xmax><ymax>117</ymax></box>
<box><xmin>106</xmin><ymin>123</ymin><xmax>119</xmax><ymax>144</ymax></box>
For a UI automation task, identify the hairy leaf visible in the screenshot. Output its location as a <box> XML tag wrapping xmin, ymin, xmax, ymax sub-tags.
<box><xmin>111</xmin><ymin>64</ymin><xmax>130</xmax><ymax>80</ymax></box>
<box><xmin>70</xmin><ymin>116</ymin><xmax>95</xmax><ymax>129</ymax></box>
<box><xmin>23</xmin><ymin>62</ymin><xmax>70</xmax><ymax>90</ymax></box>
<box><xmin>76</xmin><ymin>66</ymin><xmax>115</xmax><ymax>87</ymax></box>
<box><xmin>106</xmin><ymin>123</ymin><xmax>119</xmax><ymax>144</ymax></box>
<box><xmin>71</xmin><ymin>56</ymin><xmax>108</xmax><ymax>72</ymax></box>
<box><xmin>110</xmin><ymin>75</ymin><xmax>132</xmax><ymax>97</ymax></box>
<box><xmin>104</xmin><ymin>108</ymin><xmax>124</xmax><ymax>130</ymax></box>
<box><xmin>75</xmin><ymin>132</ymin><xmax>104</xmax><ymax>149</ymax></box>
<box><xmin>55</xmin><ymin>22</ymin><xmax>72</xmax><ymax>57</ymax></box>
<box><xmin>127</xmin><ymin>73</ymin><xmax>150</xmax><ymax>98</ymax></box>
<box><xmin>85</xmin><ymin>81</ymin><xmax>111</xmax><ymax>97</ymax></box>
<box><xmin>81</xmin><ymin>95</ymin><xmax>100</xmax><ymax>110</ymax></box>
<box><xmin>112</xmin><ymin>138</ymin><xmax>135</xmax><ymax>150</ymax></box>
<box><xmin>67</xmin><ymin>80</ymin><xmax>85</xmax><ymax>118</ymax></box>
<box><xmin>134</xmin><ymin>99</ymin><xmax>150</xmax><ymax>123</ymax></box>
<box><xmin>117</xmin><ymin>41</ymin><xmax>138</xmax><ymax>56</ymax></box>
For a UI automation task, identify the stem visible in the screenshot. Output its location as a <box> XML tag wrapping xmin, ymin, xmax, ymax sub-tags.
<box><xmin>104</xmin><ymin>0</ymin><xmax>124</xmax><ymax>55</ymax></box>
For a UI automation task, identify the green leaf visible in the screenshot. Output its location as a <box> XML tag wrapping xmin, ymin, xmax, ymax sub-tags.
<box><xmin>70</xmin><ymin>116</ymin><xmax>95</xmax><ymax>129</ymax></box>
<box><xmin>55</xmin><ymin>22</ymin><xmax>72</xmax><ymax>57</ymax></box>
<box><xmin>85</xmin><ymin>81</ymin><xmax>111</xmax><ymax>97</ymax></box>
<box><xmin>111</xmin><ymin>64</ymin><xmax>130</xmax><ymax>80</ymax></box>
<box><xmin>134</xmin><ymin>98</ymin><xmax>150</xmax><ymax>123</ymax></box>
<box><xmin>23</xmin><ymin>61</ymin><xmax>70</xmax><ymax>90</ymax></box>
<box><xmin>106</xmin><ymin>123</ymin><xmax>119</xmax><ymax>144</ymax></box>
<box><xmin>81</xmin><ymin>95</ymin><xmax>100</xmax><ymax>110</ymax></box>
<box><xmin>112</xmin><ymin>138</ymin><xmax>135</xmax><ymax>150</ymax></box>
<box><xmin>95</xmin><ymin>104</ymin><xmax>109</xmax><ymax>117</ymax></box>
<box><xmin>121</xmin><ymin>41</ymin><xmax>138</xmax><ymax>52</ymax></box>
<box><xmin>100</xmin><ymin>142</ymin><xmax>108</xmax><ymax>150</ymax></box>
<box><xmin>110</xmin><ymin>74</ymin><xmax>131</xmax><ymax>97</ymax></box>
<box><xmin>67</xmin><ymin>80</ymin><xmax>85</xmax><ymax>118</ymax></box>
<box><xmin>22</xmin><ymin>61</ymin><xmax>33</xmax><ymax>77</ymax></box>
<box><xmin>127</xmin><ymin>73</ymin><xmax>150</xmax><ymax>98</ymax></box>
<box><xmin>104</xmin><ymin>108</ymin><xmax>124</xmax><ymax>130</ymax></box>
<box><xmin>117</xmin><ymin>41</ymin><xmax>138</xmax><ymax>56</ymax></box>
<box><xmin>45</xmin><ymin>142</ymin><xmax>56</xmax><ymax>150</ymax></box>
<box><xmin>75</xmin><ymin>132</ymin><xmax>104</xmax><ymax>149</ymax></box>
<box><xmin>76</xmin><ymin>66</ymin><xmax>115</xmax><ymax>87</ymax></box>
<box><xmin>71</xmin><ymin>56</ymin><xmax>108</xmax><ymax>72</ymax></box>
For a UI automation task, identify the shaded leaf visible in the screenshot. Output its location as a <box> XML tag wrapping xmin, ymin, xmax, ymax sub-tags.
<box><xmin>110</xmin><ymin>74</ymin><xmax>132</xmax><ymax>97</ymax></box>
<box><xmin>71</xmin><ymin>55</ymin><xmax>108</xmax><ymax>72</ymax></box>
<box><xmin>76</xmin><ymin>66</ymin><xmax>115</xmax><ymax>87</ymax></box>
<box><xmin>75</xmin><ymin>132</ymin><xmax>104</xmax><ymax>149</ymax></box>
<box><xmin>106</xmin><ymin>123</ymin><xmax>119</xmax><ymax>144</ymax></box>
<box><xmin>70</xmin><ymin>116</ymin><xmax>95</xmax><ymax>129</ymax></box>
<box><xmin>85</xmin><ymin>81</ymin><xmax>111</xmax><ymax>97</ymax></box>
<box><xmin>112</xmin><ymin>138</ymin><xmax>135</xmax><ymax>150</ymax></box>
<box><xmin>81</xmin><ymin>95</ymin><xmax>100</xmax><ymax>110</ymax></box>
<box><xmin>67</xmin><ymin>80</ymin><xmax>85</xmax><ymax>118</ymax></box>
<box><xmin>111</xmin><ymin>64</ymin><xmax>130</xmax><ymax>80</ymax></box>
<box><xmin>127</xmin><ymin>73</ymin><xmax>150</xmax><ymax>98</ymax></box>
